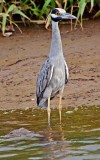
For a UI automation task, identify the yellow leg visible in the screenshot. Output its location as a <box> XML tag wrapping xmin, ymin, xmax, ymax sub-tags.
<box><xmin>47</xmin><ymin>97</ymin><xmax>51</xmax><ymax>126</ymax></box>
<box><xmin>59</xmin><ymin>91</ymin><xmax>63</xmax><ymax>124</ymax></box>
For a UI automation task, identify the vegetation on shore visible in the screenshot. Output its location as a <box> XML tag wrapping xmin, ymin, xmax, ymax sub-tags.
<box><xmin>0</xmin><ymin>0</ymin><xmax>100</xmax><ymax>35</ymax></box>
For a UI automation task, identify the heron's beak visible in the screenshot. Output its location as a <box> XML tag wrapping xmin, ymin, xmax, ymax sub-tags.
<box><xmin>61</xmin><ymin>13</ymin><xmax>77</xmax><ymax>20</ymax></box>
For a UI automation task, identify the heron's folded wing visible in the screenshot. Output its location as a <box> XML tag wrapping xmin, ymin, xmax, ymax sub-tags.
<box><xmin>36</xmin><ymin>60</ymin><xmax>54</xmax><ymax>105</ymax></box>
<box><xmin>64</xmin><ymin>59</ymin><xmax>69</xmax><ymax>84</ymax></box>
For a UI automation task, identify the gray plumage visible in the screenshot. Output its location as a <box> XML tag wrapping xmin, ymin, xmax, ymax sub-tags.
<box><xmin>36</xmin><ymin>8</ymin><xmax>76</xmax><ymax>108</ymax></box>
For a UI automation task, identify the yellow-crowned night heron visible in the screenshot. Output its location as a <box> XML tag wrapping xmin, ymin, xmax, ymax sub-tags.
<box><xmin>36</xmin><ymin>8</ymin><xmax>76</xmax><ymax>125</ymax></box>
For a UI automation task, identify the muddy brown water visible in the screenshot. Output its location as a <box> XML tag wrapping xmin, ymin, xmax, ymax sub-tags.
<box><xmin>0</xmin><ymin>106</ymin><xmax>100</xmax><ymax>160</ymax></box>
<box><xmin>0</xmin><ymin>19</ymin><xmax>100</xmax><ymax>159</ymax></box>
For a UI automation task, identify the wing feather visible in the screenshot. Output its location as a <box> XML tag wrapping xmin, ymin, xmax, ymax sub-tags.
<box><xmin>36</xmin><ymin>59</ymin><xmax>54</xmax><ymax>105</ymax></box>
<box><xmin>64</xmin><ymin>59</ymin><xmax>69</xmax><ymax>84</ymax></box>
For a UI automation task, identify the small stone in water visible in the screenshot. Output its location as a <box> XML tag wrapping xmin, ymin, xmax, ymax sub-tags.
<box><xmin>66</xmin><ymin>111</ymin><xmax>73</xmax><ymax>114</ymax></box>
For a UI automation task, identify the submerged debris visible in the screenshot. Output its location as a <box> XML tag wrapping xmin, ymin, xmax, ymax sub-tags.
<box><xmin>0</xmin><ymin>128</ymin><xmax>44</xmax><ymax>140</ymax></box>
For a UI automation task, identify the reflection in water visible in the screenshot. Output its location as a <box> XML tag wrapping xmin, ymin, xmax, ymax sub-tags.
<box><xmin>0</xmin><ymin>106</ymin><xmax>100</xmax><ymax>160</ymax></box>
<box><xmin>47</xmin><ymin>124</ymin><xmax>65</xmax><ymax>142</ymax></box>
<box><xmin>41</xmin><ymin>124</ymin><xmax>69</xmax><ymax>160</ymax></box>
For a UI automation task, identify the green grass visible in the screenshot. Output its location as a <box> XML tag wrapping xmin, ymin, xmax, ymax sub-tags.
<box><xmin>0</xmin><ymin>0</ymin><xmax>100</xmax><ymax>35</ymax></box>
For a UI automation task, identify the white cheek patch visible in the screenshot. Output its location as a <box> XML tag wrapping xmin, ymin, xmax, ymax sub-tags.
<box><xmin>50</xmin><ymin>14</ymin><xmax>58</xmax><ymax>18</ymax></box>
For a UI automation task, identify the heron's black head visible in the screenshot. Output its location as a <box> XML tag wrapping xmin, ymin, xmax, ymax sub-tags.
<box><xmin>50</xmin><ymin>8</ymin><xmax>77</xmax><ymax>22</ymax></box>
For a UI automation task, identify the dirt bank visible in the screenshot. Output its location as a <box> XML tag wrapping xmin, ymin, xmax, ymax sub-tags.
<box><xmin>0</xmin><ymin>19</ymin><xmax>100</xmax><ymax>110</ymax></box>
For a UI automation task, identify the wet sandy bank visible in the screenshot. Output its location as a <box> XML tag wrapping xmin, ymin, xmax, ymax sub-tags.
<box><xmin>0</xmin><ymin>19</ymin><xmax>100</xmax><ymax>110</ymax></box>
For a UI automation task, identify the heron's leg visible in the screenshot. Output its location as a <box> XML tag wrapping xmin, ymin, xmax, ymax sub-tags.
<box><xmin>47</xmin><ymin>97</ymin><xmax>51</xmax><ymax>126</ymax></box>
<box><xmin>59</xmin><ymin>91</ymin><xmax>63</xmax><ymax>124</ymax></box>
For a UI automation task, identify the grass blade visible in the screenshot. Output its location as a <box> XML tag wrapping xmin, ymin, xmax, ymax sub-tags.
<box><xmin>63</xmin><ymin>0</ymin><xmax>68</xmax><ymax>9</ymax></box>
<box><xmin>11</xmin><ymin>20</ymin><xmax>22</xmax><ymax>33</ymax></box>
<box><xmin>89</xmin><ymin>0</ymin><xmax>94</xmax><ymax>12</ymax></box>
<box><xmin>2</xmin><ymin>13</ymin><xmax>7</xmax><ymax>34</ymax></box>
<box><xmin>50</xmin><ymin>0</ymin><xmax>56</xmax><ymax>8</ymax></box>
<box><xmin>13</xmin><ymin>9</ymin><xmax>30</xmax><ymax>20</ymax></box>
<box><xmin>40</xmin><ymin>0</ymin><xmax>51</xmax><ymax>18</ymax></box>
<box><xmin>93</xmin><ymin>10</ymin><xmax>100</xmax><ymax>18</ymax></box>
<box><xmin>56</xmin><ymin>0</ymin><xmax>62</xmax><ymax>8</ymax></box>
<box><xmin>6</xmin><ymin>4</ymin><xmax>16</xmax><ymax>14</ymax></box>
<box><xmin>77</xmin><ymin>0</ymin><xmax>86</xmax><ymax>19</ymax></box>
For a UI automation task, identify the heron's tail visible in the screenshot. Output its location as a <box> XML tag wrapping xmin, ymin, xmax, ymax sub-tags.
<box><xmin>37</xmin><ymin>98</ymin><xmax>48</xmax><ymax>108</ymax></box>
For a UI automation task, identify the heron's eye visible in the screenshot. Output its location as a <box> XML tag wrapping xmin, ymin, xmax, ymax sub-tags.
<box><xmin>55</xmin><ymin>12</ymin><xmax>60</xmax><ymax>16</ymax></box>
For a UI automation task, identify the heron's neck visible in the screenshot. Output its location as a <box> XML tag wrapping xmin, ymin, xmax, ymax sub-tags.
<box><xmin>49</xmin><ymin>21</ymin><xmax>63</xmax><ymax>57</ymax></box>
